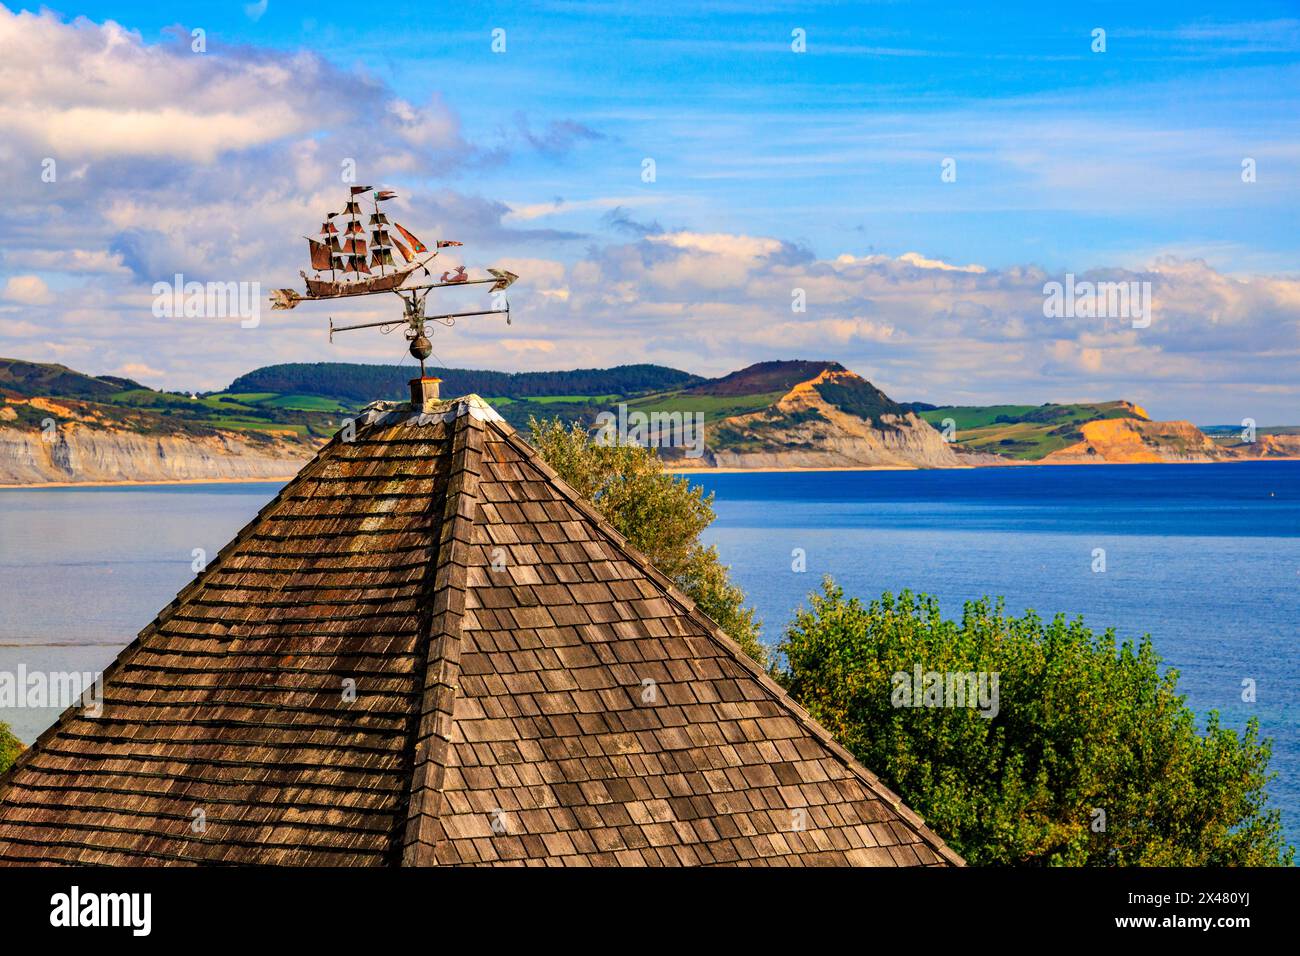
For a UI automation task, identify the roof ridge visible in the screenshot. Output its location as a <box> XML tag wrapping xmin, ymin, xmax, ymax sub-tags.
<box><xmin>401</xmin><ymin>408</ymin><xmax>485</xmax><ymax>866</ymax></box>
<box><xmin>481</xmin><ymin>420</ymin><xmax>964</xmax><ymax>866</ymax></box>
<box><xmin>357</xmin><ymin>393</ymin><xmax>504</xmax><ymax>428</ymax></box>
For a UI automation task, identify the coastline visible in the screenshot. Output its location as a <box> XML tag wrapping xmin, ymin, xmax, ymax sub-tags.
<box><xmin>3</xmin><ymin>456</ymin><xmax>1297</xmax><ymax>488</ymax></box>
<box><xmin>0</xmin><ymin>475</ymin><xmax>298</xmax><ymax>490</ymax></box>
<box><xmin>665</xmin><ymin>456</ymin><xmax>1300</xmax><ymax>476</ymax></box>
<box><xmin>665</xmin><ymin>464</ymin><xmax>936</xmax><ymax>475</ymax></box>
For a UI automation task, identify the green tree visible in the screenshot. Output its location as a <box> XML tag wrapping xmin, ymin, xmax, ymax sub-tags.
<box><xmin>0</xmin><ymin>720</ymin><xmax>20</xmax><ymax>775</ymax></box>
<box><xmin>777</xmin><ymin>579</ymin><xmax>1292</xmax><ymax>866</ymax></box>
<box><xmin>528</xmin><ymin>417</ymin><xmax>763</xmax><ymax>664</ymax></box>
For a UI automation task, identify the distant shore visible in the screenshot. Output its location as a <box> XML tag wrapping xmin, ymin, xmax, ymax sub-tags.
<box><xmin>0</xmin><ymin>475</ymin><xmax>298</xmax><ymax>490</ymax></box>
<box><xmin>665</xmin><ymin>457</ymin><xmax>1299</xmax><ymax>475</ymax></box>
<box><xmin>664</xmin><ymin>464</ymin><xmax>955</xmax><ymax>474</ymax></box>
<box><xmin>3</xmin><ymin>456</ymin><xmax>1297</xmax><ymax>488</ymax></box>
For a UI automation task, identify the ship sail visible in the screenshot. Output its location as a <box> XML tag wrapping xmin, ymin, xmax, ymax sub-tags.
<box><xmin>393</xmin><ymin>222</ymin><xmax>427</xmax><ymax>254</ymax></box>
<box><xmin>342</xmin><ymin>238</ymin><xmax>367</xmax><ymax>256</ymax></box>
<box><xmin>308</xmin><ymin>238</ymin><xmax>334</xmax><ymax>271</ymax></box>
<box><xmin>391</xmin><ymin>237</ymin><xmax>412</xmax><ymax>262</ymax></box>
<box><xmin>371</xmin><ymin>249</ymin><xmax>396</xmax><ymax>269</ymax></box>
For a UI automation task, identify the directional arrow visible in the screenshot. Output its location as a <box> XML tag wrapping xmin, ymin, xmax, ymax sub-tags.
<box><xmin>487</xmin><ymin>268</ymin><xmax>519</xmax><ymax>292</ymax></box>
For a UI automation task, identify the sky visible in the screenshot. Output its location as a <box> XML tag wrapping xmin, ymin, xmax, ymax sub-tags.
<box><xmin>0</xmin><ymin>1</ymin><xmax>1297</xmax><ymax>423</ymax></box>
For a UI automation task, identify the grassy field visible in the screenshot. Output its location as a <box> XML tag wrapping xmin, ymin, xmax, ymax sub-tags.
<box><xmin>625</xmin><ymin>390</ymin><xmax>788</xmax><ymax>419</ymax></box>
<box><xmin>480</xmin><ymin>393</ymin><xmax>623</xmax><ymax>407</ymax></box>
<box><xmin>69</xmin><ymin>385</ymin><xmax>346</xmax><ymax>440</ymax></box>
<box><xmin>203</xmin><ymin>418</ymin><xmax>312</xmax><ymax>436</ymax></box>
<box><xmin>480</xmin><ymin>388</ymin><xmax>789</xmax><ymax>430</ymax></box>
<box><xmin>257</xmin><ymin>394</ymin><xmax>351</xmax><ymax>412</ymax></box>
<box><xmin>917</xmin><ymin>404</ymin><xmax>1039</xmax><ymax>430</ymax></box>
<box><xmin>917</xmin><ymin>402</ymin><xmax>1144</xmax><ymax>460</ymax></box>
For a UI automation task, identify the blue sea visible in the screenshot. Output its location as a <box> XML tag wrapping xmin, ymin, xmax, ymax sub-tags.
<box><xmin>0</xmin><ymin>461</ymin><xmax>1297</xmax><ymax>850</ymax></box>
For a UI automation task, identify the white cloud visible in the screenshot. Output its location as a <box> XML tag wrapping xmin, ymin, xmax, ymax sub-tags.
<box><xmin>490</xmin><ymin>232</ymin><xmax>1300</xmax><ymax>421</ymax></box>
<box><xmin>505</xmin><ymin>196</ymin><xmax>652</xmax><ymax>222</ymax></box>
<box><xmin>23</xmin><ymin>250</ymin><xmax>130</xmax><ymax>275</ymax></box>
<box><xmin>650</xmin><ymin>232</ymin><xmax>784</xmax><ymax>258</ymax></box>
<box><xmin>113</xmin><ymin>361</ymin><xmax>165</xmax><ymax>381</ymax></box>
<box><xmin>0</xmin><ymin>7</ymin><xmax>465</xmax><ymax>165</ymax></box>
<box><xmin>3</xmin><ymin>275</ymin><xmax>54</xmax><ymax>305</ymax></box>
<box><xmin>499</xmin><ymin>339</ymin><xmax>557</xmax><ymax>353</ymax></box>
<box><xmin>2</xmin><ymin>104</ymin><xmax>307</xmax><ymax>163</ymax></box>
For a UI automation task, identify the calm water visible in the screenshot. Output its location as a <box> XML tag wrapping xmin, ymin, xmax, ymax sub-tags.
<box><xmin>0</xmin><ymin>462</ymin><xmax>1297</xmax><ymax>849</ymax></box>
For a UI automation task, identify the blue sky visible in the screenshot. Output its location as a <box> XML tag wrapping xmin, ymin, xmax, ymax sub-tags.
<box><xmin>1</xmin><ymin>2</ymin><xmax>1298</xmax><ymax>422</ymax></box>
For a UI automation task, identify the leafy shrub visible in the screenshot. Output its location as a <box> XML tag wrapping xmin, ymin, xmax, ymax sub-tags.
<box><xmin>777</xmin><ymin>580</ymin><xmax>1292</xmax><ymax>866</ymax></box>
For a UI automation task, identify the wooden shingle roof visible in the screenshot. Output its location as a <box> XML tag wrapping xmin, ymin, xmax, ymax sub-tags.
<box><xmin>0</xmin><ymin>396</ymin><xmax>962</xmax><ymax>867</ymax></box>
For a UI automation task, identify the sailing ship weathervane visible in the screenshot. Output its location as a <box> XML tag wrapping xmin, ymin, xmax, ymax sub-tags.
<box><xmin>270</xmin><ymin>185</ymin><xmax>518</xmax><ymax>380</ymax></box>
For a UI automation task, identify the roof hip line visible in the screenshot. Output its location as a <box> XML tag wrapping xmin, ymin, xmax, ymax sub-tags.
<box><xmin>401</xmin><ymin>407</ymin><xmax>484</xmax><ymax>865</ymax></box>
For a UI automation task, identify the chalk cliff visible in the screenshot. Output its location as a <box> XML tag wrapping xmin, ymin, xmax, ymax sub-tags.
<box><xmin>0</xmin><ymin>423</ymin><xmax>314</xmax><ymax>484</ymax></box>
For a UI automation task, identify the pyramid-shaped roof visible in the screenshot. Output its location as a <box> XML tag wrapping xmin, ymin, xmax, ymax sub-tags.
<box><xmin>0</xmin><ymin>396</ymin><xmax>962</xmax><ymax>866</ymax></box>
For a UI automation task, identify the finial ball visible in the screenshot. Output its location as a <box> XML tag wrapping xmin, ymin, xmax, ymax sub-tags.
<box><xmin>409</xmin><ymin>334</ymin><xmax>433</xmax><ymax>361</ymax></box>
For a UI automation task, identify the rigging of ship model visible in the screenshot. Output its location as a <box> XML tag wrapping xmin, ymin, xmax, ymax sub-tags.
<box><xmin>269</xmin><ymin>185</ymin><xmax>518</xmax><ymax>375</ymax></box>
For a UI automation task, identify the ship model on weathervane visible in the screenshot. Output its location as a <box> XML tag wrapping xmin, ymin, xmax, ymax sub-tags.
<box><xmin>270</xmin><ymin>185</ymin><xmax>517</xmax><ymax>376</ymax></box>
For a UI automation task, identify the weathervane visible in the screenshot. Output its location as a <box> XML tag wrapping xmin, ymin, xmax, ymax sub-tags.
<box><xmin>269</xmin><ymin>185</ymin><xmax>518</xmax><ymax>377</ymax></box>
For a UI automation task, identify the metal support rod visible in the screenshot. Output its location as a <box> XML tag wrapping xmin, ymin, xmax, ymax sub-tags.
<box><xmin>329</xmin><ymin>307</ymin><xmax>507</xmax><ymax>337</ymax></box>
<box><xmin>387</xmin><ymin>276</ymin><xmax>509</xmax><ymax>295</ymax></box>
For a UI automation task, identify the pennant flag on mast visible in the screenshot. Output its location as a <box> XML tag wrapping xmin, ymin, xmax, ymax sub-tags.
<box><xmin>393</xmin><ymin>222</ymin><xmax>427</xmax><ymax>254</ymax></box>
<box><xmin>375</xmin><ymin>190</ymin><xmax>397</xmax><ymax>201</ymax></box>
<box><xmin>350</xmin><ymin>185</ymin><xmax>372</xmax><ymax>195</ymax></box>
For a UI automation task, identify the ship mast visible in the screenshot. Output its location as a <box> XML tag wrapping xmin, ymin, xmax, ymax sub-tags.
<box><xmin>372</xmin><ymin>190</ymin><xmax>387</xmax><ymax>278</ymax></box>
<box><xmin>323</xmin><ymin>212</ymin><xmax>337</xmax><ymax>282</ymax></box>
<box><xmin>348</xmin><ymin>188</ymin><xmax>365</xmax><ymax>277</ymax></box>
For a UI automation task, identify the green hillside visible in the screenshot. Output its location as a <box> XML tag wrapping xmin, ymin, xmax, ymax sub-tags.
<box><xmin>915</xmin><ymin>401</ymin><xmax>1147</xmax><ymax>459</ymax></box>
<box><xmin>0</xmin><ymin>357</ymin><xmax>718</xmax><ymax>437</ymax></box>
<box><xmin>2</xmin><ymin>355</ymin><xmax>1185</xmax><ymax>464</ymax></box>
<box><xmin>0</xmin><ymin>358</ymin><xmax>142</xmax><ymax>401</ymax></box>
<box><xmin>0</xmin><ymin>358</ymin><xmax>341</xmax><ymax>441</ymax></box>
<box><xmin>228</xmin><ymin>362</ymin><xmax>703</xmax><ymax>405</ymax></box>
